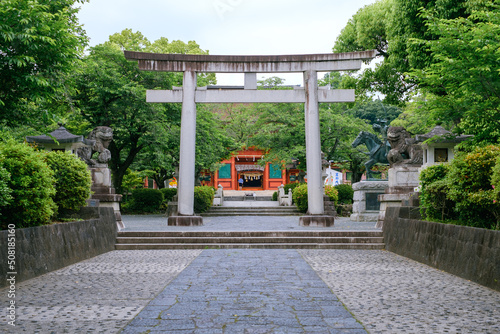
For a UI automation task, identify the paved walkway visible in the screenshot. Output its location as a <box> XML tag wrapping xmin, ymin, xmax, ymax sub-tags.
<box><xmin>1</xmin><ymin>214</ymin><xmax>499</xmax><ymax>333</ymax></box>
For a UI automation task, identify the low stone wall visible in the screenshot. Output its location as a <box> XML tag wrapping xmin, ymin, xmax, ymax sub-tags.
<box><xmin>0</xmin><ymin>207</ymin><xmax>116</xmax><ymax>287</ymax></box>
<box><xmin>384</xmin><ymin>206</ymin><xmax>500</xmax><ymax>291</ymax></box>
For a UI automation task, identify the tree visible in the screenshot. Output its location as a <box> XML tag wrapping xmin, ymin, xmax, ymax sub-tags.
<box><xmin>0</xmin><ymin>0</ymin><xmax>88</xmax><ymax>126</ymax></box>
<box><xmin>72</xmin><ymin>40</ymin><xmax>180</xmax><ymax>193</ymax></box>
<box><xmin>333</xmin><ymin>0</ymin><xmax>480</xmax><ymax>105</ymax></box>
<box><xmin>407</xmin><ymin>2</ymin><xmax>500</xmax><ymax>144</ymax></box>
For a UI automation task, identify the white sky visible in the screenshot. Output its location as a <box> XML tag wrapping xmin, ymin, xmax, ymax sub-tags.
<box><xmin>77</xmin><ymin>0</ymin><xmax>377</xmax><ymax>85</ymax></box>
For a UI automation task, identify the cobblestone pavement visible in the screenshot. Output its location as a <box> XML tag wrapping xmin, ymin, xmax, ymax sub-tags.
<box><xmin>300</xmin><ymin>249</ymin><xmax>500</xmax><ymax>334</ymax></box>
<box><xmin>120</xmin><ymin>249</ymin><xmax>366</xmax><ymax>334</ymax></box>
<box><xmin>0</xmin><ymin>250</ymin><xmax>202</xmax><ymax>333</ymax></box>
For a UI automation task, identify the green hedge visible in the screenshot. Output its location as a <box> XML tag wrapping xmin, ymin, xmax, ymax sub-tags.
<box><xmin>284</xmin><ymin>182</ymin><xmax>302</xmax><ymax>195</ymax></box>
<box><xmin>420</xmin><ymin>145</ymin><xmax>500</xmax><ymax>229</ymax></box>
<box><xmin>324</xmin><ymin>185</ymin><xmax>339</xmax><ymax>204</ymax></box>
<box><xmin>45</xmin><ymin>151</ymin><xmax>92</xmax><ymax>214</ymax></box>
<box><xmin>129</xmin><ymin>188</ymin><xmax>163</xmax><ymax>213</ymax></box>
<box><xmin>160</xmin><ymin>188</ymin><xmax>177</xmax><ymax>209</ymax></box>
<box><xmin>0</xmin><ymin>141</ymin><xmax>56</xmax><ymax>229</ymax></box>
<box><xmin>194</xmin><ymin>186</ymin><xmax>214</xmax><ymax>213</ymax></box>
<box><xmin>292</xmin><ymin>183</ymin><xmax>308</xmax><ymax>213</ymax></box>
<box><xmin>334</xmin><ymin>184</ymin><xmax>354</xmax><ymax>204</ymax></box>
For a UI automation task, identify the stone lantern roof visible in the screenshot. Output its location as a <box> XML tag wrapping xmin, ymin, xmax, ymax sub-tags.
<box><xmin>26</xmin><ymin>124</ymin><xmax>95</xmax><ymax>148</ymax></box>
<box><xmin>416</xmin><ymin>125</ymin><xmax>473</xmax><ymax>144</ymax></box>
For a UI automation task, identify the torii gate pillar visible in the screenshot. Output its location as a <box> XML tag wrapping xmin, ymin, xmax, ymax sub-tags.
<box><xmin>125</xmin><ymin>51</ymin><xmax>377</xmax><ymax>227</ymax></box>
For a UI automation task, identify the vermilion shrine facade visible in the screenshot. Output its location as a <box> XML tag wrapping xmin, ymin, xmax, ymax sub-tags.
<box><xmin>199</xmin><ymin>147</ymin><xmax>301</xmax><ymax>191</ymax></box>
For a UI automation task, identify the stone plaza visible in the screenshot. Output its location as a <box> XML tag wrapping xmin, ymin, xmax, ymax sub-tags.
<box><xmin>1</xmin><ymin>215</ymin><xmax>499</xmax><ymax>333</ymax></box>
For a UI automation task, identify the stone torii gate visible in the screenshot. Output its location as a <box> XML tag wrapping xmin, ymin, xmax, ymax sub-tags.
<box><xmin>124</xmin><ymin>50</ymin><xmax>376</xmax><ymax>227</ymax></box>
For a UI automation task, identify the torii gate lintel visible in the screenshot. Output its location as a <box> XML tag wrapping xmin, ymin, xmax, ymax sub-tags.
<box><xmin>124</xmin><ymin>51</ymin><xmax>377</xmax><ymax>227</ymax></box>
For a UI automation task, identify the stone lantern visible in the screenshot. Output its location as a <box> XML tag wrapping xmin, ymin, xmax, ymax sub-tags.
<box><xmin>416</xmin><ymin>125</ymin><xmax>473</xmax><ymax>169</ymax></box>
<box><xmin>26</xmin><ymin>124</ymin><xmax>95</xmax><ymax>154</ymax></box>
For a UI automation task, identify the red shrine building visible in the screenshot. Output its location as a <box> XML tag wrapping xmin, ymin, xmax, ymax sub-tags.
<box><xmin>199</xmin><ymin>147</ymin><xmax>301</xmax><ymax>191</ymax></box>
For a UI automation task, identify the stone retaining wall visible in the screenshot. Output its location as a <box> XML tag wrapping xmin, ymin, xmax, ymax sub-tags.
<box><xmin>0</xmin><ymin>207</ymin><xmax>116</xmax><ymax>287</ymax></box>
<box><xmin>384</xmin><ymin>206</ymin><xmax>500</xmax><ymax>291</ymax></box>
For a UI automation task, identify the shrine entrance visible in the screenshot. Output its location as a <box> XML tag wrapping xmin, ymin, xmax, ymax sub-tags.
<box><xmin>125</xmin><ymin>50</ymin><xmax>376</xmax><ymax>227</ymax></box>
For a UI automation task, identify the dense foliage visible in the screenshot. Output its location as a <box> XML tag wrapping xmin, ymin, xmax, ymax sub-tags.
<box><xmin>45</xmin><ymin>151</ymin><xmax>92</xmax><ymax>213</ymax></box>
<box><xmin>334</xmin><ymin>184</ymin><xmax>354</xmax><ymax>204</ymax></box>
<box><xmin>292</xmin><ymin>183</ymin><xmax>309</xmax><ymax>213</ymax></box>
<box><xmin>0</xmin><ymin>141</ymin><xmax>56</xmax><ymax>229</ymax></box>
<box><xmin>324</xmin><ymin>185</ymin><xmax>339</xmax><ymax>204</ymax></box>
<box><xmin>128</xmin><ymin>188</ymin><xmax>164</xmax><ymax>213</ymax></box>
<box><xmin>420</xmin><ymin>146</ymin><xmax>500</xmax><ymax>229</ymax></box>
<box><xmin>0</xmin><ymin>0</ymin><xmax>88</xmax><ymax>126</ymax></box>
<box><xmin>194</xmin><ymin>186</ymin><xmax>215</xmax><ymax>213</ymax></box>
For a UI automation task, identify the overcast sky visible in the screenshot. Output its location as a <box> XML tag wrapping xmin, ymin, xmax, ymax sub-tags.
<box><xmin>77</xmin><ymin>0</ymin><xmax>377</xmax><ymax>85</ymax></box>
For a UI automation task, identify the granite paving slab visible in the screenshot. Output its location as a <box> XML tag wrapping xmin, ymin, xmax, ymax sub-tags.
<box><xmin>120</xmin><ymin>249</ymin><xmax>367</xmax><ymax>334</ymax></box>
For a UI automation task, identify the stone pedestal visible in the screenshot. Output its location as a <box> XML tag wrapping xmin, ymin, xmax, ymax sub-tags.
<box><xmin>377</xmin><ymin>166</ymin><xmax>420</xmax><ymax>228</ymax></box>
<box><xmin>350</xmin><ymin>181</ymin><xmax>388</xmax><ymax>222</ymax></box>
<box><xmin>299</xmin><ymin>215</ymin><xmax>334</xmax><ymax>227</ymax></box>
<box><xmin>168</xmin><ymin>215</ymin><xmax>203</xmax><ymax>226</ymax></box>
<box><xmin>90</xmin><ymin>164</ymin><xmax>123</xmax><ymax>230</ymax></box>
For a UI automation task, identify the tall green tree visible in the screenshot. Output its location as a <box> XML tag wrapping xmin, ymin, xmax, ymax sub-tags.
<box><xmin>72</xmin><ymin>41</ymin><xmax>179</xmax><ymax>193</ymax></box>
<box><xmin>0</xmin><ymin>0</ymin><xmax>88</xmax><ymax>126</ymax></box>
<box><xmin>407</xmin><ymin>1</ymin><xmax>500</xmax><ymax>143</ymax></box>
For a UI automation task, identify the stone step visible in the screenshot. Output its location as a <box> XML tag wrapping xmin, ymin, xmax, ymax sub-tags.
<box><xmin>118</xmin><ymin>231</ymin><xmax>382</xmax><ymax>237</ymax></box>
<box><xmin>115</xmin><ymin>243</ymin><xmax>385</xmax><ymax>250</ymax></box>
<box><xmin>116</xmin><ymin>236</ymin><xmax>384</xmax><ymax>244</ymax></box>
<box><xmin>203</xmin><ymin>206</ymin><xmax>302</xmax><ymax>217</ymax></box>
<box><xmin>115</xmin><ymin>231</ymin><xmax>384</xmax><ymax>250</ymax></box>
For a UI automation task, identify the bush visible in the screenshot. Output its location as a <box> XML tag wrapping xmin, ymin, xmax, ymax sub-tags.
<box><xmin>284</xmin><ymin>182</ymin><xmax>302</xmax><ymax>195</ymax></box>
<box><xmin>446</xmin><ymin>145</ymin><xmax>500</xmax><ymax>229</ymax></box>
<box><xmin>0</xmin><ymin>141</ymin><xmax>56</xmax><ymax>229</ymax></box>
<box><xmin>129</xmin><ymin>188</ymin><xmax>163</xmax><ymax>213</ymax></box>
<box><xmin>324</xmin><ymin>185</ymin><xmax>339</xmax><ymax>204</ymax></box>
<box><xmin>292</xmin><ymin>183</ymin><xmax>308</xmax><ymax>213</ymax></box>
<box><xmin>194</xmin><ymin>186</ymin><xmax>214</xmax><ymax>213</ymax></box>
<box><xmin>272</xmin><ymin>191</ymin><xmax>278</xmax><ymax>201</ymax></box>
<box><xmin>0</xmin><ymin>157</ymin><xmax>12</xmax><ymax>212</ymax></box>
<box><xmin>334</xmin><ymin>184</ymin><xmax>354</xmax><ymax>204</ymax></box>
<box><xmin>160</xmin><ymin>187</ymin><xmax>177</xmax><ymax>202</ymax></box>
<box><xmin>45</xmin><ymin>151</ymin><xmax>92</xmax><ymax>215</ymax></box>
<box><xmin>492</xmin><ymin>155</ymin><xmax>500</xmax><ymax>201</ymax></box>
<box><xmin>419</xmin><ymin>164</ymin><xmax>457</xmax><ymax>221</ymax></box>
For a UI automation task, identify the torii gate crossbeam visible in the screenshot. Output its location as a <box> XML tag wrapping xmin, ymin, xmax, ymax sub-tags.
<box><xmin>125</xmin><ymin>50</ymin><xmax>377</xmax><ymax>227</ymax></box>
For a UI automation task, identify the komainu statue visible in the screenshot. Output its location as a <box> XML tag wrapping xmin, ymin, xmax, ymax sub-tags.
<box><xmin>77</xmin><ymin>126</ymin><xmax>113</xmax><ymax>166</ymax></box>
<box><xmin>386</xmin><ymin>126</ymin><xmax>423</xmax><ymax>166</ymax></box>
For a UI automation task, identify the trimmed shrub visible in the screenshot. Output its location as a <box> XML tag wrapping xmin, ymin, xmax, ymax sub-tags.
<box><xmin>0</xmin><ymin>141</ymin><xmax>56</xmax><ymax>229</ymax></box>
<box><xmin>292</xmin><ymin>183</ymin><xmax>308</xmax><ymax>213</ymax></box>
<box><xmin>194</xmin><ymin>186</ymin><xmax>214</xmax><ymax>213</ymax></box>
<box><xmin>160</xmin><ymin>188</ymin><xmax>177</xmax><ymax>205</ymax></box>
<box><xmin>492</xmin><ymin>155</ymin><xmax>500</xmax><ymax>201</ymax></box>
<box><xmin>284</xmin><ymin>182</ymin><xmax>302</xmax><ymax>195</ymax></box>
<box><xmin>45</xmin><ymin>151</ymin><xmax>92</xmax><ymax>214</ymax></box>
<box><xmin>334</xmin><ymin>184</ymin><xmax>354</xmax><ymax>204</ymax></box>
<box><xmin>0</xmin><ymin>157</ymin><xmax>12</xmax><ymax>212</ymax></box>
<box><xmin>324</xmin><ymin>185</ymin><xmax>339</xmax><ymax>204</ymax></box>
<box><xmin>130</xmin><ymin>188</ymin><xmax>163</xmax><ymax>213</ymax></box>
<box><xmin>419</xmin><ymin>164</ymin><xmax>457</xmax><ymax>221</ymax></box>
<box><xmin>447</xmin><ymin>145</ymin><xmax>500</xmax><ymax>229</ymax></box>
<box><xmin>272</xmin><ymin>191</ymin><xmax>278</xmax><ymax>201</ymax></box>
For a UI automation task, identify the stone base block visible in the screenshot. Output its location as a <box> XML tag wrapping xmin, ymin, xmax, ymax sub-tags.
<box><xmin>299</xmin><ymin>215</ymin><xmax>334</xmax><ymax>227</ymax></box>
<box><xmin>377</xmin><ymin>193</ymin><xmax>408</xmax><ymax>229</ymax></box>
<box><xmin>350</xmin><ymin>212</ymin><xmax>379</xmax><ymax>222</ymax></box>
<box><xmin>168</xmin><ymin>215</ymin><xmax>203</xmax><ymax>226</ymax></box>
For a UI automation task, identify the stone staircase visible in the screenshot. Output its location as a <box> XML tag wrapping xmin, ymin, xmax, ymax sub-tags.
<box><xmin>115</xmin><ymin>230</ymin><xmax>384</xmax><ymax>250</ymax></box>
<box><xmin>202</xmin><ymin>205</ymin><xmax>302</xmax><ymax>217</ymax></box>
